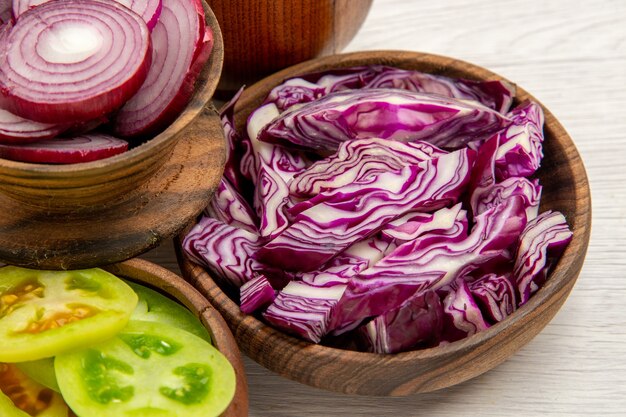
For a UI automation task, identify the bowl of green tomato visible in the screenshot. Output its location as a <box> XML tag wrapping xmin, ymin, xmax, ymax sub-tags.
<box><xmin>0</xmin><ymin>259</ymin><xmax>247</xmax><ymax>417</ymax></box>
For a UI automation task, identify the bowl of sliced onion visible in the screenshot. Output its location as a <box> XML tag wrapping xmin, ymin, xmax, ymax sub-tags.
<box><xmin>0</xmin><ymin>0</ymin><xmax>226</xmax><ymax>270</ymax></box>
<box><xmin>0</xmin><ymin>0</ymin><xmax>224</xmax><ymax>207</ymax></box>
<box><xmin>177</xmin><ymin>50</ymin><xmax>591</xmax><ymax>395</ymax></box>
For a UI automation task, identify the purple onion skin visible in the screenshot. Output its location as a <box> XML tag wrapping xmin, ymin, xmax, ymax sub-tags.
<box><xmin>258</xmin><ymin>148</ymin><xmax>475</xmax><ymax>272</ymax></box>
<box><xmin>493</xmin><ymin>100</ymin><xmax>545</xmax><ymax>181</ymax></box>
<box><xmin>357</xmin><ymin>291</ymin><xmax>444</xmax><ymax>354</ymax></box>
<box><xmin>468</xmin><ymin>273</ymin><xmax>517</xmax><ymax>323</ymax></box>
<box><xmin>264</xmin><ymin>65</ymin><xmax>515</xmax><ymax>113</ymax></box>
<box><xmin>204</xmin><ymin>177</ymin><xmax>257</xmax><ymax>233</ymax></box>
<box><xmin>239</xmin><ymin>275</ymin><xmax>276</xmax><ymax>314</ymax></box>
<box><xmin>289</xmin><ymin>138</ymin><xmax>448</xmax><ymax>198</ymax></box>
<box><xmin>257</xmin><ymin>88</ymin><xmax>511</xmax><ymax>153</ymax></box>
<box><xmin>440</xmin><ymin>278</ymin><xmax>490</xmax><ymax>343</ymax></box>
<box><xmin>514</xmin><ymin>210</ymin><xmax>573</xmax><ymax>305</ymax></box>
<box><xmin>329</xmin><ymin>196</ymin><xmax>527</xmax><ymax>335</ymax></box>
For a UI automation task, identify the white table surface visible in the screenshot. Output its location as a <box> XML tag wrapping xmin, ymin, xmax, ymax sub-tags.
<box><xmin>143</xmin><ymin>0</ymin><xmax>626</xmax><ymax>415</ymax></box>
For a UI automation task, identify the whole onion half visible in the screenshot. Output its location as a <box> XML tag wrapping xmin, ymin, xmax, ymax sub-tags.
<box><xmin>0</xmin><ymin>0</ymin><xmax>152</xmax><ymax>123</ymax></box>
<box><xmin>12</xmin><ymin>0</ymin><xmax>163</xmax><ymax>30</ymax></box>
<box><xmin>113</xmin><ymin>0</ymin><xmax>213</xmax><ymax>138</ymax></box>
<box><xmin>0</xmin><ymin>106</ymin><xmax>66</xmax><ymax>143</ymax></box>
<box><xmin>0</xmin><ymin>133</ymin><xmax>128</xmax><ymax>163</ymax></box>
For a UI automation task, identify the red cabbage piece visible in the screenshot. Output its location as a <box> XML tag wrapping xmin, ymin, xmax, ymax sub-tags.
<box><xmin>380</xmin><ymin>203</ymin><xmax>466</xmax><ymax>244</ymax></box>
<box><xmin>259</xmin><ymin>148</ymin><xmax>475</xmax><ymax>272</ymax></box>
<box><xmin>247</xmin><ymin>103</ymin><xmax>310</xmax><ymax>238</ymax></box>
<box><xmin>183</xmin><ymin>217</ymin><xmax>262</xmax><ymax>288</ymax></box>
<box><xmin>329</xmin><ymin>196</ymin><xmax>527</xmax><ymax>334</ymax></box>
<box><xmin>357</xmin><ymin>291</ymin><xmax>444</xmax><ymax>354</ymax></box>
<box><xmin>474</xmin><ymin>177</ymin><xmax>542</xmax><ymax>222</ymax></box>
<box><xmin>239</xmin><ymin>274</ymin><xmax>276</xmax><ymax>314</ymax></box>
<box><xmin>513</xmin><ymin>210</ymin><xmax>573</xmax><ymax>305</ymax></box>
<box><xmin>220</xmin><ymin>87</ymin><xmax>250</xmax><ymax>194</ymax></box>
<box><xmin>441</xmin><ymin>278</ymin><xmax>490</xmax><ymax>343</ymax></box>
<box><xmin>257</xmin><ymin>88</ymin><xmax>511</xmax><ymax>153</ymax></box>
<box><xmin>493</xmin><ymin>100</ymin><xmax>545</xmax><ymax>180</ymax></box>
<box><xmin>296</xmin><ymin>236</ymin><xmax>395</xmax><ymax>287</ymax></box>
<box><xmin>204</xmin><ymin>177</ymin><xmax>257</xmax><ymax>233</ymax></box>
<box><xmin>289</xmin><ymin>138</ymin><xmax>448</xmax><ymax>198</ymax></box>
<box><xmin>468</xmin><ymin>273</ymin><xmax>517</xmax><ymax>323</ymax></box>
<box><xmin>264</xmin><ymin>65</ymin><xmax>515</xmax><ymax>113</ymax></box>
<box><xmin>263</xmin><ymin>281</ymin><xmax>346</xmax><ymax>343</ymax></box>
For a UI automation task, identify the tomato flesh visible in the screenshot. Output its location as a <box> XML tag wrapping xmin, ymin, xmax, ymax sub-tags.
<box><xmin>126</xmin><ymin>281</ymin><xmax>212</xmax><ymax>342</ymax></box>
<box><xmin>55</xmin><ymin>320</ymin><xmax>236</xmax><ymax>417</ymax></box>
<box><xmin>0</xmin><ymin>267</ymin><xmax>138</xmax><ymax>362</ymax></box>
<box><xmin>0</xmin><ymin>363</ymin><xmax>71</xmax><ymax>417</ymax></box>
<box><xmin>16</xmin><ymin>359</ymin><xmax>60</xmax><ymax>393</ymax></box>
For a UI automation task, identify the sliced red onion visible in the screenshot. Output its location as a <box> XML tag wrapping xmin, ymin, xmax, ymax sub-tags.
<box><xmin>12</xmin><ymin>0</ymin><xmax>162</xmax><ymax>30</ymax></box>
<box><xmin>113</xmin><ymin>0</ymin><xmax>213</xmax><ymax>138</ymax></box>
<box><xmin>0</xmin><ymin>105</ymin><xmax>66</xmax><ymax>143</ymax></box>
<box><xmin>0</xmin><ymin>0</ymin><xmax>152</xmax><ymax>123</ymax></box>
<box><xmin>0</xmin><ymin>133</ymin><xmax>128</xmax><ymax>164</ymax></box>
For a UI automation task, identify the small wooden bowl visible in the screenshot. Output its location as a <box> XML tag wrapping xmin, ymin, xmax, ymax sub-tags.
<box><xmin>0</xmin><ymin>1</ymin><xmax>224</xmax><ymax>209</ymax></box>
<box><xmin>207</xmin><ymin>0</ymin><xmax>372</xmax><ymax>93</ymax></box>
<box><xmin>103</xmin><ymin>258</ymin><xmax>248</xmax><ymax>417</ymax></box>
<box><xmin>177</xmin><ymin>51</ymin><xmax>592</xmax><ymax>396</ymax></box>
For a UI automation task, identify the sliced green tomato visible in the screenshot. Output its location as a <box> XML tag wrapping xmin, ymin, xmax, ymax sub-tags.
<box><xmin>0</xmin><ymin>267</ymin><xmax>138</xmax><ymax>362</ymax></box>
<box><xmin>56</xmin><ymin>320</ymin><xmax>236</xmax><ymax>417</ymax></box>
<box><xmin>126</xmin><ymin>281</ymin><xmax>212</xmax><ymax>343</ymax></box>
<box><xmin>16</xmin><ymin>358</ymin><xmax>59</xmax><ymax>392</ymax></box>
<box><xmin>0</xmin><ymin>363</ymin><xmax>72</xmax><ymax>417</ymax></box>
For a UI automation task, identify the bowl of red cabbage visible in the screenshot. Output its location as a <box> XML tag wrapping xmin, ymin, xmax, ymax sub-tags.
<box><xmin>177</xmin><ymin>50</ymin><xmax>591</xmax><ymax>395</ymax></box>
<box><xmin>0</xmin><ymin>0</ymin><xmax>224</xmax><ymax>207</ymax></box>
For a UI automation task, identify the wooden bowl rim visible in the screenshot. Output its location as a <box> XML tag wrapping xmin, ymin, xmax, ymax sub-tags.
<box><xmin>0</xmin><ymin>0</ymin><xmax>224</xmax><ymax>177</ymax></box>
<box><xmin>178</xmin><ymin>50</ymin><xmax>592</xmax><ymax>391</ymax></box>
<box><xmin>103</xmin><ymin>258</ymin><xmax>248</xmax><ymax>417</ymax></box>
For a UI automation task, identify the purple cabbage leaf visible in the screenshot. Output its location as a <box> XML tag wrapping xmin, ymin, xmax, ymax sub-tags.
<box><xmin>440</xmin><ymin>278</ymin><xmax>490</xmax><ymax>343</ymax></box>
<box><xmin>513</xmin><ymin>210</ymin><xmax>573</xmax><ymax>305</ymax></box>
<box><xmin>257</xmin><ymin>88</ymin><xmax>511</xmax><ymax>153</ymax></box>
<box><xmin>468</xmin><ymin>273</ymin><xmax>517</xmax><ymax>323</ymax></box>
<box><xmin>204</xmin><ymin>177</ymin><xmax>257</xmax><ymax>233</ymax></box>
<box><xmin>240</xmin><ymin>274</ymin><xmax>276</xmax><ymax>314</ymax></box>
<box><xmin>289</xmin><ymin>138</ymin><xmax>448</xmax><ymax>198</ymax></box>
<box><xmin>258</xmin><ymin>148</ymin><xmax>475</xmax><ymax>272</ymax></box>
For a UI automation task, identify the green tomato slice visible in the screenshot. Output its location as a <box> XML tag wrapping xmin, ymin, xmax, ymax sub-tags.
<box><xmin>55</xmin><ymin>320</ymin><xmax>236</xmax><ymax>417</ymax></box>
<box><xmin>0</xmin><ymin>363</ymin><xmax>72</xmax><ymax>417</ymax></box>
<box><xmin>16</xmin><ymin>358</ymin><xmax>60</xmax><ymax>393</ymax></box>
<box><xmin>0</xmin><ymin>267</ymin><xmax>138</xmax><ymax>362</ymax></box>
<box><xmin>126</xmin><ymin>281</ymin><xmax>212</xmax><ymax>343</ymax></box>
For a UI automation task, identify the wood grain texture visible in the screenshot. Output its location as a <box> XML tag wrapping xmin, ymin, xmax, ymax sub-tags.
<box><xmin>176</xmin><ymin>50</ymin><xmax>591</xmax><ymax>396</ymax></box>
<box><xmin>103</xmin><ymin>259</ymin><xmax>248</xmax><ymax>417</ymax></box>
<box><xmin>140</xmin><ymin>0</ymin><xmax>626</xmax><ymax>414</ymax></box>
<box><xmin>0</xmin><ymin>105</ymin><xmax>226</xmax><ymax>270</ymax></box>
<box><xmin>0</xmin><ymin>0</ymin><xmax>224</xmax><ymax>209</ymax></box>
<box><xmin>207</xmin><ymin>0</ymin><xmax>372</xmax><ymax>93</ymax></box>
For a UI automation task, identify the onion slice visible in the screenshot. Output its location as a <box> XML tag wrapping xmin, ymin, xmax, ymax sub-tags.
<box><xmin>12</xmin><ymin>0</ymin><xmax>163</xmax><ymax>30</ymax></box>
<box><xmin>0</xmin><ymin>0</ymin><xmax>152</xmax><ymax>123</ymax></box>
<box><xmin>0</xmin><ymin>133</ymin><xmax>128</xmax><ymax>163</ymax></box>
<box><xmin>0</xmin><ymin>106</ymin><xmax>66</xmax><ymax>143</ymax></box>
<box><xmin>113</xmin><ymin>0</ymin><xmax>213</xmax><ymax>138</ymax></box>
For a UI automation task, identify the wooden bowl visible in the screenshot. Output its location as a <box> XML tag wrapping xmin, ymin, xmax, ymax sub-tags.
<box><xmin>0</xmin><ymin>1</ymin><xmax>224</xmax><ymax>209</ymax></box>
<box><xmin>177</xmin><ymin>51</ymin><xmax>592</xmax><ymax>396</ymax></box>
<box><xmin>103</xmin><ymin>258</ymin><xmax>248</xmax><ymax>417</ymax></box>
<box><xmin>207</xmin><ymin>0</ymin><xmax>372</xmax><ymax>94</ymax></box>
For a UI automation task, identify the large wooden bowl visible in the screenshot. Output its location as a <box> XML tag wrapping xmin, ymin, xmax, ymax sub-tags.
<box><xmin>177</xmin><ymin>51</ymin><xmax>592</xmax><ymax>396</ymax></box>
<box><xmin>208</xmin><ymin>0</ymin><xmax>372</xmax><ymax>93</ymax></box>
<box><xmin>103</xmin><ymin>258</ymin><xmax>248</xmax><ymax>417</ymax></box>
<box><xmin>0</xmin><ymin>1</ymin><xmax>224</xmax><ymax>209</ymax></box>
